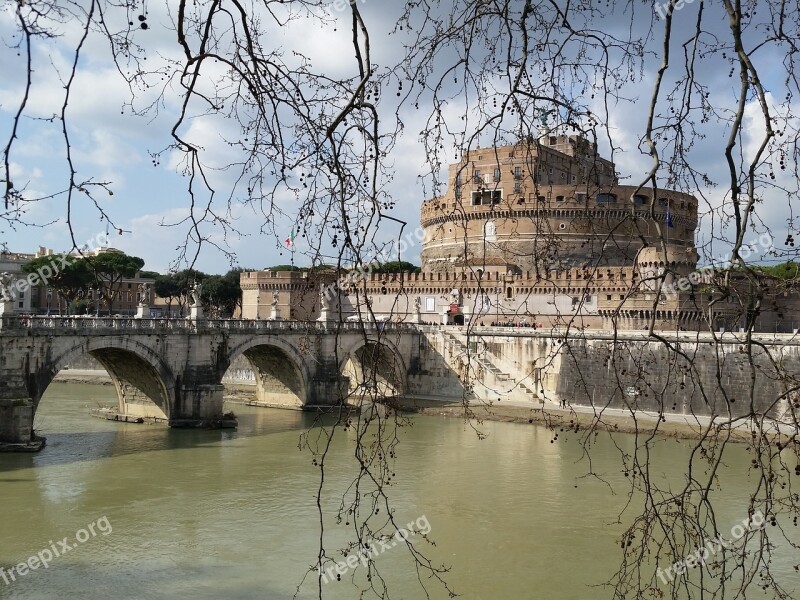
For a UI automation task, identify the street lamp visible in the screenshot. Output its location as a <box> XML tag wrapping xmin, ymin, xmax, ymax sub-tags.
<box><xmin>46</xmin><ymin>288</ymin><xmax>52</xmax><ymax>316</ymax></box>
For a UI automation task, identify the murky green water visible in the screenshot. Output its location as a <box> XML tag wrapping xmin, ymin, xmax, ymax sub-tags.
<box><xmin>0</xmin><ymin>383</ymin><xmax>797</xmax><ymax>599</ymax></box>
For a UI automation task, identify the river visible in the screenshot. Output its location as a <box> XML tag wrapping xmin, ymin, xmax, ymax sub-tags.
<box><xmin>0</xmin><ymin>383</ymin><xmax>797</xmax><ymax>599</ymax></box>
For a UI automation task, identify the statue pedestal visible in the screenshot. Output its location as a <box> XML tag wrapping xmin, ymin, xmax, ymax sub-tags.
<box><xmin>412</xmin><ymin>309</ymin><xmax>422</xmax><ymax>324</ymax></box>
<box><xmin>189</xmin><ymin>305</ymin><xmax>204</xmax><ymax>320</ymax></box>
<box><xmin>135</xmin><ymin>304</ymin><xmax>151</xmax><ymax>319</ymax></box>
<box><xmin>0</xmin><ymin>300</ymin><xmax>14</xmax><ymax>329</ymax></box>
<box><xmin>269</xmin><ymin>306</ymin><xmax>281</xmax><ymax>321</ymax></box>
<box><xmin>317</xmin><ymin>308</ymin><xmax>332</xmax><ymax>322</ymax></box>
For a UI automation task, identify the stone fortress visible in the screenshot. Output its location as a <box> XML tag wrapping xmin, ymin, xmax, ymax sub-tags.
<box><xmin>242</xmin><ymin>134</ymin><xmax>796</xmax><ymax>332</ymax></box>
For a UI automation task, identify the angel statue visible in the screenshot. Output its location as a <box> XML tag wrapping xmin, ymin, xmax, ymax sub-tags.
<box><xmin>190</xmin><ymin>282</ymin><xmax>203</xmax><ymax>306</ymax></box>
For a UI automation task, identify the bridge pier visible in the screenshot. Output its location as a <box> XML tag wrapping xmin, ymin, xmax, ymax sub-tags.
<box><xmin>171</xmin><ymin>384</ymin><xmax>227</xmax><ymax>427</ymax></box>
<box><xmin>0</xmin><ymin>398</ymin><xmax>42</xmax><ymax>450</ymax></box>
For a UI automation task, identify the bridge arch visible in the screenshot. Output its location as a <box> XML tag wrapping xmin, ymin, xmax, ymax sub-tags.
<box><xmin>37</xmin><ymin>337</ymin><xmax>176</xmax><ymax>420</ymax></box>
<box><xmin>224</xmin><ymin>337</ymin><xmax>311</xmax><ymax>408</ymax></box>
<box><xmin>338</xmin><ymin>337</ymin><xmax>408</xmax><ymax>400</ymax></box>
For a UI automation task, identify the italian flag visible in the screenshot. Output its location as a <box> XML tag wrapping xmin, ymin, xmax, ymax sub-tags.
<box><xmin>285</xmin><ymin>229</ymin><xmax>295</xmax><ymax>248</ymax></box>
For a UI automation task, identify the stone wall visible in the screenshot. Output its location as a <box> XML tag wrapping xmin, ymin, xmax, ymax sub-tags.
<box><xmin>468</xmin><ymin>330</ymin><xmax>798</xmax><ymax>418</ymax></box>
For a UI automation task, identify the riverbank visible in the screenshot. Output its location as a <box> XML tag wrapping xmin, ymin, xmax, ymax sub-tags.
<box><xmin>49</xmin><ymin>371</ymin><xmax>768</xmax><ymax>443</ymax></box>
<box><xmin>389</xmin><ymin>396</ymin><xmax>761</xmax><ymax>443</ymax></box>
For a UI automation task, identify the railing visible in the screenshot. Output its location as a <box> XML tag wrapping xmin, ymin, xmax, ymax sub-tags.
<box><xmin>0</xmin><ymin>315</ymin><xmax>424</xmax><ymax>333</ymax></box>
<box><xmin>3</xmin><ymin>316</ymin><xmax>800</xmax><ymax>345</ymax></box>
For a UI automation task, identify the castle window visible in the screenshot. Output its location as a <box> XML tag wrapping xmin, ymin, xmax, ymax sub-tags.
<box><xmin>473</xmin><ymin>169</ymin><xmax>481</xmax><ymax>183</ymax></box>
<box><xmin>514</xmin><ymin>181</ymin><xmax>522</xmax><ymax>192</ymax></box>
<box><xmin>455</xmin><ymin>185</ymin><xmax>462</xmax><ymax>199</ymax></box>
<box><xmin>596</xmin><ymin>193</ymin><xmax>616</xmax><ymax>204</ymax></box>
<box><xmin>473</xmin><ymin>190</ymin><xmax>502</xmax><ymax>205</ymax></box>
<box><xmin>606</xmin><ymin>294</ymin><xmax>612</xmax><ymax>301</ymax></box>
<box><xmin>556</xmin><ymin>195</ymin><xmax>564</xmax><ymax>202</ymax></box>
<box><xmin>506</xmin><ymin>287</ymin><xmax>513</xmax><ymax>299</ymax></box>
<box><xmin>549</xmin><ymin>137</ymin><xmax>557</xmax><ymax>145</ymax></box>
<box><xmin>494</xmin><ymin>167</ymin><xmax>501</xmax><ymax>181</ymax></box>
<box><xmin>559</xmin><ymin>223</ymin><xmax>566</xmax><ymax>230</ymax></box>
<box><xmin>514</xmin><ymin>166</ymin><xmax>522</xmax><ymax>180</ymax></box>
<box><xmin>537</xmin><ymin>195</ymin><xmax>546</xmax><ymax>203</ymax></box>
<box><xmin>633</xmin><ymin>194</ymin><xmax>648</xmax><ymax>205</ymax></box>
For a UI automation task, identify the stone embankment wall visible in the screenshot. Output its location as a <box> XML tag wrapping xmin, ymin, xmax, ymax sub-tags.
<box><xmin>474</xmin><ymin>330</ymin><xmax>797</xmax><ymax>418</ymax></box>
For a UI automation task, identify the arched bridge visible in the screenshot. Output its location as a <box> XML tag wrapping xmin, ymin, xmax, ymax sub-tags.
<box><xmin>0</xmin><ymin>317</ymin><xmax>425</xmax><ymax>448</ymax></box>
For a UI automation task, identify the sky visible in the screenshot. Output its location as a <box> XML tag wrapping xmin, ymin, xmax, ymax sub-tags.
<box><xmin>1</xmin><ymin>0</ymin><xmax>798</xmax><ymax>275</ymax></box>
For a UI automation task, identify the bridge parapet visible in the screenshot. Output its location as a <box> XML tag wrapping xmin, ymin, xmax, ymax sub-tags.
<box><xmin>0</xmin><ymin>315</ymin><xmax>422</xmax><ymax>334</ymax></box>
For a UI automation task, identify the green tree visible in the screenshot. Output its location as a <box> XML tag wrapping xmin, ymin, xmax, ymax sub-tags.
<box><xmin>172</xmin><ymin>269</ymin><xmax>208</xmax><ymax>316</ymax></box>
<box><xmin>200</xmin><ymin>271</ymin><xmax>241</xmax><ymax>318</ymax></box>
<box><xmin>370</xmin><ymin>261</ymin><xmax>421</xmax><ymax>274</ymax></box>
<box><xmin>757</xmin><ymin>262</ymin><xmax>800</xmax><ymax>282</ymax></box>
<box><xmin>139</xmin><ymin>270</ymin><xmax>162</xmax><ymax>280</ymax></box>
<box><xmin>86</xmin><ymin>252</ymin><xmax>145</xmax><ymax>313</ymax></box>
<box><xmin>153</xmin><ymin>274</ymin><xmax>183</xmax><ymax>317</ymax></box>
<box><xmin>21</xmin><ymin>255</ymin><xmax>93</xmax><ymax>315</ymax></box>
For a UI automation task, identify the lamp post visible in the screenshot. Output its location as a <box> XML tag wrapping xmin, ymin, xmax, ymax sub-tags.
<box><xmin>46</xmin><ymin>288</ymin><xmax>52</xmax><ymax>316</ymax></box>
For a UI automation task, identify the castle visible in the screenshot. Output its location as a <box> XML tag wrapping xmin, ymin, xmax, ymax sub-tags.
<box><xmin>242</xmin><ymin>135</ymin><xmax>794</xmax><ymax>332</ymax></box>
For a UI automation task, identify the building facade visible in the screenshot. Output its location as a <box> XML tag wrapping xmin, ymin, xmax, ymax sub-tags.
<box><xmin>1</xmin><ymin>246</ymin><xmax>154</xmax><ymax>316</ymax></box>
<box><xmin>239</xmin><ymin>135</ymin><xmax>793</xmax><ymax>331</ymax></box>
